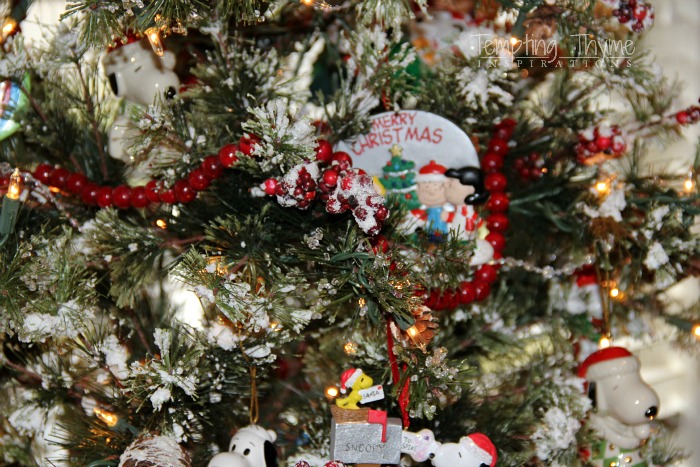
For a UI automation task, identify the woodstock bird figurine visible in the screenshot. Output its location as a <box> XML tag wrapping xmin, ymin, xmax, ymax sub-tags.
<box><xmin>335</xmin><ymin>368</ymin><xmax>374</xmax><ymax>410</ymax></box>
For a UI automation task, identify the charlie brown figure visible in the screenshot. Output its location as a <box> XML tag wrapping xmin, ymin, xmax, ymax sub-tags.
<box><xmin>413</xmin><ymin>160</ymin><xmax>452</xmax><ymax>238</ymax></box>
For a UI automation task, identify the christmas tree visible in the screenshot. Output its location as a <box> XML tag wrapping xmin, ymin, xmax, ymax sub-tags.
<box><xmin>380</xmin><ymin>144</ymin><xmax>421</xmax><ymax>211</ymax></box>
<box><xmin>0</xmin><ymin>0</ymin><xmax>698</xmax><ymax>466</ymax></box>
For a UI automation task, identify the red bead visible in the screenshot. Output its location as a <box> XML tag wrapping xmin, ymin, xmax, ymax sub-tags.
<box><xmin>442</xmin><ymin>290</ymin><xmax>460</xmax><ymax>309</ymax></box>
<box><xmin>485</xmin><ymin>173</ymin><xmax>508</xmax><ymax>192</ymax></box>
<box><xmin>218</xmin><ymin>144</ymin><xmax>239</xmax><ymax>167</ymax></box>
<box><xmin>201</xmin><ymin>155</ymin><xmax>224</xmax><ymax>179</ymax></box>
<box><xmin>494</xmin><ymin>125</ymin><xmax>513</xmax><ymax>141</ymax></box>
<box><xmin>96</xmin><ymin>186</ymin><xmax>113</xmax><ymax>208</ymax></box>
<box><xmin>66</xmin><ymin>173</ymin><xmax>88</xmax><ymax>195</ymax></box>
<box><xmin>188</xmin><ymin>169</ymin><xmax>211</xmax><ymax>191</ymax></box>
<box><xmin>131</xmin><ymin>186</ymin><xmax>149</xmax><ymax>208</ymax></box>
<box><xmin>476</xmin><ymin>264</ymin><xmax>498</xmax><ymax>284</ymax></box>
<box><xmin>676</xmin><ymin>111</ymin><xmax>689</xmax><ymax>125</ymax></box>
<box><xmin>49</xmin><ymin>167</ymin><xmax>70</xmax><ymax>189</ymax></box>
<box><xmin>425</xmin><ymin>289</ymin><xmax>441</xmax><ymax>309</ymax></box>
<box><xmin>112</xmin><ymin>185</ymin><xmax>132</xmax><ymax>209</ymax></box>
<box><xmin>34</xmin><ymin>163</ymin><xmax>53</xmax><ymax>184</ymax></box>
<box><xmin>262</xmin><ymin>178</ymin><xmax>279</xmax><ymax>195</ymax></box>
<box><xmin>159</xmin><ymin>187</ymin><xmax>177</xmax><ymax>204</ymax></box>
<box><xmin>595</xmin><ymin>136</ymin><xmax>611</xmax><ymax>151</ymax></box>
<box><xmin>315</xmin><ymin>140</ymin><xmax>333</xmax><ymax>164</ymax></box>
<box><xmin>331</xmin><ymin>151</ymin><xmax>353</xmax><ymax>168</ymax></box>
<box><xmin>487</xmin><ymin>213</ymin><xmax>510</xmax><ymax>232</ymax></box>
<box><xmin>81</xmin><ymin>183</ymin><xmax>100</xmax><ymax>206</ymax></box>
<box><xmin>498</xmin><ymin>117</ymin><xmax>517</xmax><ymax>128</ymax></box>
<box><xmin>487</xmin><ymin>137</ymin><xmax>509</xmax><ymax>157</ymax></box>
<box><xmin>485</xmin><ymin>231</ymin><xmax>506</xmax><ymax>252</ymax></box>
<box><xmin>486</xmin><ymin>192</ymin><xmax>509</xmax><ymax>212</ymax></box>
<box><xmin>239</xmin><ymin>134</ymin><xmax>260</xmax><ymax>156</ymax></box>
<box><xmin>474</xmin><ymin>281</ymin><xmax>491</xmax><ymax>301</ymax></box>
<box><xmin>375</xmin><ymin>205</ymin><xmax>389</xmax><ymax>221</ymax></box>
<box><xmin>145</xmin><ymin>180</ymin><xmax>162</xmax><ymax>203</ymax></box>
<box><xmin>323</xmin><ymin>169</ymin><xmax>339</xmax><ymax>186</ymax></box>
<box><xmin>481</xmin><ymin>152</ymin><xmax>504</xmax><ymax>173</ymax></box>
<box><xmin>174</xmin><ymin>179</ymin><xmax>196</xmax><ymax>203</ymax></box>
<box><xmin>459</xmin><ymin>281</ymin><xmax>476</xmax><ymax>304</ymax></box>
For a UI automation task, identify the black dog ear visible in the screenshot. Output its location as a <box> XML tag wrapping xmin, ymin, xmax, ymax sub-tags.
<box><xmin>587</xmin><ymin>381</ymin><xmax>597</xmax><ymax>409</ymax></box>
<box><xmin>264</xmin><ymin>440</ymin><xmax>278</xmax><ymax>467</ymax></box>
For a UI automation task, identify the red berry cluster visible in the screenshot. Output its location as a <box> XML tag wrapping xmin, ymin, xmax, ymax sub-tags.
<box><xmin>676</xmin><ymin>101</ymin><xmax>700</xmax><ymax>125</ymax></box>
<box><xmin>262</xmin><ymin>140</ymin><xmax>388</xmax><ymax>235</ymax></box>
<box><xmin>513</xmin><ymin>152</ymin><xmax>545</xmax><ymax>182</ymax></box>
<box><xmin>31</xmin><ymin>134</ymin><xmax>259</xmax><ymax>209</ymax></box>
<box><xmin>612</xmin><ymin>0</ymin><xmax>654</xmax><ymax>33</ymax></box>
<box><xmin>422</xmin><ymin>119</ymin><xmax>514</xmax><ymax>310</ymax></box>
<box><xmin>574</xmin><ymin>125</ymin><xmax>626</xmax><ymax>165</ymax></box>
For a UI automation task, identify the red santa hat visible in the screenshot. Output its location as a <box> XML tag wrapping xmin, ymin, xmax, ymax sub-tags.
<box><xmin>339</xmin><ymin>368</ymin><xmax>363</xmax><ymax>394</ymax></box>
<box><xmin>416</xmin><ymin>160</ymin><xmax>447</xmax><ymax>183</ymax></box>
<box><xmin>107</xmin><ymin>33</ymin><xmax>142</xmax><ymax>53</ymax></box>
<box><xmin>578</xmin><ymin>346</ymin><xmax>639</xmax><ymax>382</ymax></box>
<box><xmin>460</xmin><ymin>433</ymin><xmax>497</xmax><ymax>467</ymax></box>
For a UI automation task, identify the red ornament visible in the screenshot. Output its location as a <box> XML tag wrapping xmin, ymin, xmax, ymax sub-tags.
<box><xmin>485</xmin><ymin>173</ymin><xmax>507</xmax><ymax>192</ymax></box>
<box><xmin>459</xmin><ymin>281</ymin><xmax>476</xmax><ymax>304</ymax></box>
<box><xmin>239</xmin><ymin>134</ymin><xmax>260</xmax><ymax>156</ymax></box>
<box><xmin>485</xmin><ymin>231</ymin><xmax>506</xmax><ymax>252</ymax></box>
<box><xmin>476</xmin><ymin>264</ymin><xmax>498</xmax><ymax>284</ymax></box>
<box><xmin>34</xmin><ymin>164</ymin><xmax>53</xmax><ymax>184</ymax></box>
<box><xmin>188</xmin><ymin>168</ymin><xmax>211</xmax><ymax>191</ymax></box>
<box><xmin>66</xmin><ymin>173</ymin><xmax>88</xmax><ymax>195</ymax></box>
<box><xmin>474</xmin><ymin>281</ymin><xmax>491</xmax><ymax>301</ymax></box>
<box><xmin>174</xmin><ymin>179</ymin><xmax>196</xmax><ymax>203</ymax></box>
<box><xmin>315</xmin><ymin>140</ymin><xmax>333</xmax><ymax>163</ymax></box>
<box><xmin>486</xmin><ymin>192</ymin><xmax>509</xmax><ymax>212</ymax></box>
<box><xmin>487</xmin><ymin>137</ymin><xmax>509</xmax><ymax>157</ymax></box>
<box><xmin>96</xmin><ymin>187</ymin><xmax>113</xmax><ymax>208</ymax></box>
<box><xmin>112</xmin><ymin>185</ymin><xmax>132</xmax><ymax>209</ymax></box>
<box><xmin>481</xmin><ymin>152</ymin><xmax>504</xmax><ymax>173</ymax></box>
<box><xmin>159</xmin><ymin>187</ymin><xmax>177</xmax><ymax>204</ymax></box>
<box><xmin>49</xmin><ymin>167</ymin><xmax>70</xmax><ymax>189</ymax></box>
<box><xmin>201</xmin><ymin>155</ymin><xmax>224</xmax><ymax>179</ymax></box>
<box><xmin>262</xmin><ymin>178</ymin><xmax>279</xmax><ymax>195</ymax></box>
<box><xmin>145</xmin><ymin>180</ymin><xmax>162</xmax><ymax>203</ymax></box>
<box><xmin>218</xmin><ymin>144</ymin><xmax>239</xmax><ymax>167</ymax></box>
<box><xmin>322</xmin><ymin>169</ymin><xmax>339</xmax><ymax>187</ymax></box>
<box><xmin>81</xmin><ymin>183</ymin><xmax>100</xmax><ymax>206</ymax></box>
<box><xmin>487</xmin><ymin>213</ymin><xmax>509</xmax><ymax>232</ymax></box>
<box><xmin>131</xmin><ymin>186</ymin><xmax>149</xmax><ymax>208</ymax></box>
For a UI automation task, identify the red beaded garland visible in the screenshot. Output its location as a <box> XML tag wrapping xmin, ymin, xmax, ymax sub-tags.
<box><xmin>474</xmin><ymin>281</ymin><xmax>491</xmax><ymax>301</ymax></box>
<box><xmin>66</xmin><ymin>173</ymin><xmax>88</xmax><ymax>195</ymax></box>
<box><xmin>81</xmin><ymin>183</ymin><xmax>100</xmax><ymax>206</ymax></box>
<box><xmin>218</xmin><ymin>144</ymin><xmax>239</xmax><ymax>168</ymax></box>
<box><xmin>239</xmin><ymin>134</ymin><xmax>260</xmax><ymax>156</ymax></box>
<box><xmin>112</xmin><ymin>185</ymin><xmax>132</xmax><ymax>209</ymax></box>
<box><xmin>34</xmin><ymin>164</ymin><xmax>53</xmax><ymax>184</ymax></box>
<box><xmin>485</xmin><ymin>172</ymin><xmax>508</xmax><ymax>192</ymax></box>
<box><xmin>486</xmin><ymin>192</ymin><xmax>509</xmax><ymax>212</ymax></box>
<box><xmin>96</xmin><ymin>187</ymin><xmax>113</xmax><ymax>208</ymax></box>
<box><xmin>174</xmin><ymin>179</ymin><xmax>196</xmax><ymax>203</ymax></box>
<box><xmin>201</xmin><ymin>155</ymin><xmax>224</xmax><ymax>179</ymax></box>
<box><xmin>487</xmin><ymin>213</ymin><xmax>509</xmax><ymax>232</ymax></box>
<box><xmin>145</xmin><ymin>180</ymin><xmax>162</xmax><ymax>203</ymax></box>
<box><xmin>131</xmin><ymin>186</ymin><xmax>149</xmax><ymax>208</ymax></box>
<box><xmin>50</xmin><ymin>167</ymin><xmax>70</xmax><ymax>189</ymax></box>
<box><xmin>188</xmin><ymin>168</ymin><xmax>211</xmax><ymax>191</ymax></box>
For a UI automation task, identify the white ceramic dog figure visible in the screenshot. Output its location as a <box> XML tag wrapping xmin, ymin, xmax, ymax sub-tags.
<box><xmin>103</xmin><ymin>37</ymin><xmax>180</xmax><ymax>163</ymax></box>
<box><xmin>579</xmin><ymin>347</ymin><xmax>659</xmax><ymax>455</ymax></box>
<box><xmin>430</xmin><ymin>433</ymin><xmax>497</xmax><ymax>467</ymax></box>
<box><xmin>208</xmin><ymin>425</ymin><xmax>278</xmax><ymax>467</ymax></box>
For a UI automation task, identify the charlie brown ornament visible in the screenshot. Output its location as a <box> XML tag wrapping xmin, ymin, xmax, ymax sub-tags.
<box><xmin>579</xmin><ymin>347</ymin><xmax>659</xmax><ymax>467</ymax></box>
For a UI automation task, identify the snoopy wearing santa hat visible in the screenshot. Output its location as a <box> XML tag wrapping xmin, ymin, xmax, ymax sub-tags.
<box><xmin>430</xmin><ymin>433</ymin><xmax>497</xmax><ymax>467</ymax></box>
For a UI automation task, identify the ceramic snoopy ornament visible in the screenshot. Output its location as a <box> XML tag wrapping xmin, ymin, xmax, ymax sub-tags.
<box><xmin>579</xmin><ymin>347</ymin><xmax>659</xmax><ymax>466</ymax></box>
<box><xmin>402</xmin><ymin>429</ymin><xmax>497</xmax><ymax>467</ymax></box>
<box><xmin>208</xmin><ymin>425</ymin><xmax>278</xmax><ymax>467</ymax></box>
<box><xmin>103</xmin><ymin>36</ymin><xmax>179</xmax><ymax>164</ymax></box>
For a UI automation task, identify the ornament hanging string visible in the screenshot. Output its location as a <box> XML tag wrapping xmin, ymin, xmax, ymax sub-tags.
<box><xmin>386</xmin><ymin>318</ymin><xmax>410</xmax><ymax>428</ymax></box>
<box><xmin>238</xmin><ymin>338</ymin><xmax>260</xmax><ymax>425</ymax></box>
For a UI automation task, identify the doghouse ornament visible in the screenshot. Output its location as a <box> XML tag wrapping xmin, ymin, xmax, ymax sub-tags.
<box><xmin>208</xmin><ymin>425</ymin><xmax>278</xmax><ymax>467</ymax></box>
<box><xmin>103</xmin><ymin>35</ymin><xmax>180</xmax><ymax>164</ymax></box>
<box><xmin>579</xmin><ymin>347</ymin><xmax>659</xmax><ymax>466</ymax></box>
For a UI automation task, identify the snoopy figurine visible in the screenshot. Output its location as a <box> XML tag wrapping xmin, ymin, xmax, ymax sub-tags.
<box><xmin>402</xmin><ymin>429</ymin><xmax>497</xmax><ymax>467</ymax></box>
<box><xmin>102</xmin><ymin>35</ymin><xmax>180</xmax><ymax>165</ymax></box>
<box><xmin>208</xmin><ymin>425</ymin><xmax>278</xmax><ymax>467</ymax></box>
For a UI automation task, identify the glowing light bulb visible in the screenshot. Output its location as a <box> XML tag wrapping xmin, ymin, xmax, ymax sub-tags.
<box><xmin>510</xmin><ymin>37</ymin><xmax>519</xmax><ymax>46</ymax></box>
<box><xmin>407</xmin><ymin>326</ymin><xmax>419</xmax><ymax>338</ymax></box>
<box><xmin>343</xmin><ymin>341</ymin><xmax>357</xmax><ymax>355</ymax></box>
<box><xmin>325</xmin><ymin>386</ymin><xmax>339</xmax><ymax>398</ymax></box>
<box><xmin>358</xmin><ymin>297</ymin><xmax>366</xmax><ymax>308</ymax></box>
<box><xmin>609</xmin><ymin>287</ymin><xmax>620</xmax><ymax>298</ymax></box>
<box><xmin>683</xmin><ymin>172</ymin><xmax>695</xmax><ymax>193</ymax></box>
<box><xmin>156</xmin><ymin>219</ymin><xmax>167</xmax><ymax>229</ymax></box>
<box><xmin>693</xmin><ymin>324</ymin><xmax>700</xmax><ymax>338</ymax></box>
<box><xmin>270</xmin><ymin>321</ymin><xmax>281</xmax><ymax>332</ymax></box>
<box><xmin>94</xmin><ymin>407</ymin><xmax>119</xmax><ymax>427</ymax></box>
<box><xmin>145</xmin><ymin>27</ymin><xmax>164</xmax><ymax>57</ymax></box>
<box><xmin>1</xmin><ymin>18</ymin><xmax>17</xmax><ymax>40</ymax></box>
<box><xmin>7</xmin><ymin>169</ymin><xmax>22</xmax><ymax>200</ymax></box>
<box><xmin>595</xmin><ymin>181</ymin><xmax>608</xmax><ymax>194</ymax></box>
<box><xmin>598</xmin><ymin>335</ymin><xmax>612</xmax><ymax>349</ymax></box>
